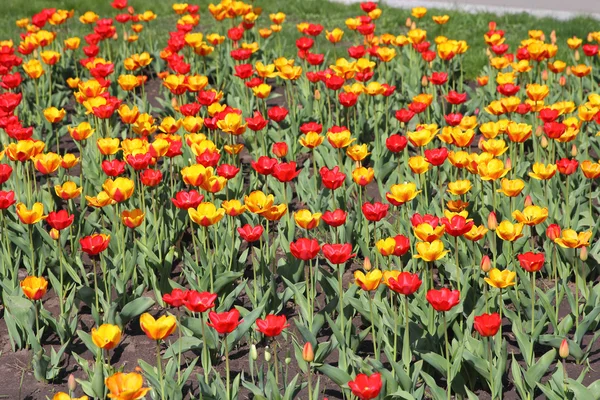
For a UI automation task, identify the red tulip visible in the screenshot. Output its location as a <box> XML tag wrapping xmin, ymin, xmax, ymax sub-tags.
<box><xmin>444</xmin><ymin>113</ymin><xmax>463</xmax><ymax>126</ymax></box>
<box><xmin>163</xmin><ymin>288</ymin><xmax>188</xmax><ymax>308</ymax></box>
<box><xmin>267</xmin><ymin>106</ymin><xmax>288</xmax><ymax>122</ymax></box>
<box><xmin>300</xmin><ymin>122</ymin><xmax>323</xmax><ymax>134</ymax></box>
<box><xmin>348</xmin><ymin>373</ymin><xmax>382</xmax><ymax>400</ymax></box>
<box><xmin>385</xmin><ymin>134</ymin><xmax>408</xmax><ymax>153</ymax></box>
<box><xmin>546</xmin><ymin>224</ymin><xmax>561</xmax><ymax>241</ymax></box>
<box><xmin>557</xmin><ymin>158</ymin><xmax>578</xmax><ymax>175</ymax></box>
<box><xmin>246</xmin><ymin>112</ymin><xmax>268</xmax><ymax>131</ymax></box>
<box><xmin>394</xmin><ymin>109</ymin><xmax>415</xmax><ymax>123</ymax></box>
<box><xmin>195</xmin><ymin>149</ymin><xmax>221</xmax><ymax>167</ymax></box>
<box><xmin>393</xmin><ymin>235</ymin><xmax>410</xmax><ymax>256</ymax></box>
<box><xmin>325</xmin><ymin>75</ymin><xmax>345</xmax><ymax>91</ymax></box>
<box><xmin>445</xmin><ymin>91</ymin><xmax>467</xmax><ymax>105</ymax></box>
<box><xmin>126</xmin><ymin>152</ymin><xmax>152</xmax><ymax>170</ymax></box>
<box><xmin>290</xmin><ymin>238</ymin><xmax>320</xmax><ymax>261</ymax></box>
<box><xmin>497</xmin><ymin>83</ymin><xmax>520</xmax><ymax>96</ymax></box>
<box><xmin>184</xmin><ymin>291</ymin><xmax>217</xmax><ymax>313</ymax></box>
<box><xmin>207</xmin><ymin>308</ymin><xmax>241</xmax><ymax>335</ymax></box>
<box><xmin>387</xmin><ymin>272</ymin><xmax>422</xmax><ymax>295</ymax></box>
<box><xmin>360</xmin><ymin>1</ymin><xmax>377</xmax><ymax>12</ymax></box>
<box><xmin>0</xmin><ymin>164</ymin><xmax>13</xmax><ymax>184</ymax></box>
<box><xmin>543</xmin><ymin>122</ymin><xmax>566</xmax><ymax>139</ymax></box>
<box><xmin>361</xmin><ymin>201</ymin><xmax>389</xmax><ymax>222</ymax></box>
<box><xmin>429</xmin><ymin>72</ymin><xmax>448</xmax><ymax>85</ymax></box>
<box><xmin>517</xmin><ymin>252</ymin><xmax>545</xmax><ymax>273</ymax></box>
<box><xmin>320</xmin><ymin>166</ymin><xmax>346</xmax><ymax>190</ymax></box>
<box><xmin>0</xmin><ymin>190</ymin><xmax>16</xmax><ymax>209</ymax></box>
<box><xmin>216</xmin><ymin>164</ymin><xmax>240</xmax><ymax>180</ymax></box>
<box><xmin>272</xmin><ymin>161</ymin><xmax>301</xmax><ymax>182</ymax></box>
<box><xmin>272</xmin><ymin>142</ymin><xmax>288</xmax><ymax>158</ymax></box>
<box><xmin>101</xmin><ymin>159</ymin><xmax>126</xmax><ymax>177</ymax></box>
<box><xmin>237</xmin><ymin>224</ymin><xmax>264</xmax><ymax>242</ymax></box>
<box><xmin>251</xmin><ymin>156</ymin><xmax>278</xmax><ymax>176</ymax></box>
<box><xmin>473</xmin><ymin>312</ymin><xmax>501</xmax><ymax>337</ymax></box>
<box><xmin>322</xmin><ymin>243</ymin><xmax>356</xmax><ymax>264</ymax></box>
<box><xmin>140</xmin><ymin>169</ymin><xmax>162</xmax><ymax>187</ymax></box>
<box><xmin>424</xmin><ymin>147</ymin><xmax>448</xmax><ymax>166</ymax></box>
<box><xmin>348</xmin><ymin>45</ymin><xmax>366</xmax><ymax>59</ymax></box>
<box><xmin>296</xmin><ymin>37</ymin><xmax>314</xmax><ymax>51</ymax></box>
<box><xmin>234</xmin><ymin>64</ymin><xmax>253</xmax><ymax>80</ymax></box>
<box><xmin>256</xmin><ymin>314</ymin><xmax>290</xmax><ymax>337</ymax></box>
<box><xmin>46</xmin><ymin>210</ymin><xmax>75</xmax><ymax>231</ymax></box>
<box><xmin>171</xmin><ymin>190</ymin><xmax>204</xmax><ymax>210</ymax></box>
<box><xmin>322</xmin><ymin>209</ymin><xmax>347</xmax><ymax>227</ymax></box>
<box><xmin>426</xmin><ymin>288</ymin><xmax>460</xmax><ymax>312</ymax></box>
<box><xmin>441</xmin><ymin>215</ymin><xmax>474</xmax><ymax>237</ymax></box>
<box><xmin>411</xmin><ymin>213</ymin><xmax>439</xmax><ymax>228</ymax></box>
<box><xmin>539</xmin><ymin>108</ymin><xmax>559</xmax><ymax>123</ymax></box>
<box><xmin>80</xmin><ymin>234</ymin><xmax>110</xmax><ymax>256</ymax></box>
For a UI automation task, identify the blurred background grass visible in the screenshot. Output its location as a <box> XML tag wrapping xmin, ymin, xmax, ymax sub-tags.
<box><xmin>0</xmin><ymin>0</ymin><xmax>598</xmax><ymax>79</ymax></box>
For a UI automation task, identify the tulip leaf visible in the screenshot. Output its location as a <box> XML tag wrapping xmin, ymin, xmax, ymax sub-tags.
<box><xmin>524</xmin><ymin>349</ymin><xmax>556</xmax><ymax>389</ymax></box>
<box><xmin>316</xmin><ymin>364</ymin><xmax>352</xmax><ymax>387</ymax></box>
<box><xmin>118</xmin><ymin>296</ymin><xmax>155</xmax><ymax>326</ymax></box>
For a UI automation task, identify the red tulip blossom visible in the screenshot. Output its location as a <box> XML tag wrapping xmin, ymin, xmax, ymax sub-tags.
<box><xmin>473</xmin><ymin>312</ymin><xmax>501</xmax><ymax>337</ymax></box>
<box><xmin>171</xmin><ymin>190</ymin><xmax>204</xmax><ymax>210</ymax></box>
<box><xmin>441</xmin><ymin>215</ymin><xmax>474</xmax><ymax>237</ymax></box>
<box><xmin>393</xmin><ymin>235</ymin><xmax>411</xmax><ymax>256</ymax></box>
<box><xmin>322</xmin><ymin>243</ymin><xmax>356</xmax><ymax>264</ymax></box>
<box><xmin>256</xmin><ymin>314</ymin><xmax>290</xmax><ymax>337</ymax></box>
<box><xmin>322</xmin><ymin>209</ymin><xmax>347</xmax><ymax>227</ymax></box>
<box><xmin>207</xmin><ymin>308</ymin><xmax>241</xmax><ymax>335</ymax></box>
<box><xmin>80</xmin><ymin>234</ymin><xmax>111</xmax><ymax>256</ymax></box>
<box><xmin>426</xmin><ymin>288</ymin><xmax>461</xmax><ymax>312</ymax></box>
<box><xmin>517</xmin><ymin>252</ymin><xmax>545</xmax><ymax>273</ymax></box>
<box><xmin>184</xmin><ymin>291</ymin><xmax>217</xmax><ymax>313</ymax></box>
<box><xmin>348</xmin><ymin>373</ymin><xmax>382</xmax><ymax>400</ymax></box>
<box><xmin>237</xmin><ymin>224</ymin><xmax>264</xmax><ymax>242</ymax></box>
<box><xmin>251</xmin><ymin>156</ymin><xmax>278</xmax><ymax>176</ymax></box>
<box><xmin>385</xmin><ymin>134</ymin><xmax>408</xmax><ymax>153</ymax></box>
<box><xmin>557</xmin><ymin>158</ymin><xmax>578</xmax><ymax>175</ymax></box>
<box><xmin>272</xmin><ymin>161</ymin><xmax>301</xmax><ymax>182</ymax></box>
<box><xmin>0</xmin><ymin>190</ymin><xmax>16</xmax><ymax>209</ymax></box>
<box><xmin>361</xmin><ymin>201</ymin><xmax>389</xmax><ymax>222</ymax></box>
<box><xmin>320</xmin><ymin>166</ymin><xmax>346</xmax><ymax>190</ymax></box>
<box><xmin>387</xmin><ymin>272</ymin><xmax>422</xmax><ymax>295</ymax></box>
<box><xmin>163</xmin><ymin>288</ymin><xmax>188</xmax><ymax>308</ymax></box>
<box><xmin>46</xmin><ymin>210</ymin><xmax>75</xmax><ymax>231</ymax></box>
<box><xmin>290</xmin><ymin>238</ymin><xmax>320</xmax><ymax>261</ymax></box>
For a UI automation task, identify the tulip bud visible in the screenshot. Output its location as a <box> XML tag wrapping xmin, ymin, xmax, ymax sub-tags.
<box><xmin>541</xmin><ymin>70</ymin><xmax>548</xmax><ymax>81</ymax></box>
<box><xmin>488</xmin><ymin>21</ymin><xmax>496</xmax><ymax>31</ymax></box>
<box><xmin>171</xmin><ymin>97</ymin><xmax>178</xmax><ymax>108</ymax></box>
<box><xmin>302</xmin><ymin>342</ymin><xmax>314</xmax><ymax>362</ymax></box>
<box><xmin>580</xmin><ymin>246</ymin><xmax>588</xmax><ymax>261</ymax></box>
<box><xmin>68</xmin><ymin>374</ymin><xmax>77</xmax><ymax>392</ymax></box>
<box><xmin>481</xmin><ymin>255</ymin><xmax>492</xmax><ymax>273</ymax></box>
<box><xmin>559</xmin><ymin>339</ymin><xmax>569</xmax><ymax>359</ymax></box>
<box><xmin>411</xmin><ymin>21</ymin><xmax>416</xmax><ymax>30</ymax></box>
<box><xmin>575</xmin><ymin>50</ymin><xmax>580</xmax><ymax>61</ymax></box>
<box><xmin>364</xmin><ymin>257</ymin><xmax>372</xmax><ymax>271</ymax></box>
<box><xmin>50</xmin><ymin>228</ymin><xmax>60</xmax><ymax>240</ymax></box>
<box><xmin>550</xmin><ymin>30</ymin><xmax>556</xmax><ymax>45</ymax></box>
<box><xmin>559</xmin><ymin>76</ymin><xmax>567</xmax><ymax>86</ymax></box>
<box><xmin>571</xmin><ymin>144</ymin><xmax>578</xmax><ymax>157</ymax></box>
<box><xmin>535</xmin><ymin>125</ymin><xmax>543</xmax><ymax>137</ymax></box>
<box><xmin>421</xmin><ymin>75</ymin><xmax>428</xmax><ymax>86</ymax></box>
<box><xmin>314</xmin><ymin>89</ymin><xmax>321</xmax><ymax>101</ymax></box>
<box><xmin>405</xmin><ymin>18</ymin><xmax>412</xmax><ymax>27</ymax></box>
<box><xmin>547</xmin><ymin>224</ymin><xmax>561</xmax><ymax>241</ymax></box>
<box><xmin>487</xmin><ymin>211</ymin><xmax>498</xmax><ymax>230</ymax></box>
<box><xmin>540</xmin><ymin>136</ymin><xmax>548</xmax><ymax>148</ymax></box>
<box><xmin>524</xmin><ymin>195</ymin><xmax>533</xmax><ymax>207</ymax></box>
<box><xmin>285</xmin><ymin>357</ymin><xmax>291</xmax><ymax>365</ymax></box>
<box><xmin>264</xmin><ymin>347</ymin><xmax>271</xmax><ymax>362</ymax></box>
<box><xmin>505</xmin><ymin>157</ymin><xmax>512</xmax><ymax>170</ymax></box>
<box><xmin>587</xmin><ymin>33</ymin><xmax>594</xmax><ymax>42</ymax></box>
<box><xmin>250</xmin><ymin>344</ymin><xmax>258</xmax><ymax>360</ymax></box>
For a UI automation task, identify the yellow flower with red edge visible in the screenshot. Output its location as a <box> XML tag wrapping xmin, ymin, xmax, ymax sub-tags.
<box><xmin>354</xmin><ymin>269</ymin><xmax>382</xmax><ymax>291</ymax></box>
<box><xmin>92</xmin><ymin>324</ymin><xmax>122</xmax><ymax>350</ymax></box>
<box><xmin>16</xmin><ymin>202</ymin><xmax>46</xmax><ymax>224</ymax></box>
<box><xmin>188</xmin><ymin>202</ymin><xmax>225</xmax><ymax>226</ymax></box>
<box><xmin>103</xmin><ymin>178</ymin><xmax>135</xmax><ymax>203</ymax></box>
<box><xmin>414</xmin><ymin>240</ymin><xmax>449</xmax><ymax>262</ymax></box>
<box><xmin>496</xmin><ymin>221</ymin><xmax>524</xmax><ymax>241</ymax></box>
<box><xmin>43</xmin><ymin>107</ymin><xmax>66</xmax><ymax>123</ymax></box>
<box><xmin>554</xmin><ymin>229</ymin><xmax>592</xmax><ymax>248</ymax></box>
<box><xmin>512</xmin><ymin>205</ymin><xmax>548</xmax><ymax>226</ymax></box>
<box><xmin>121</xmin><ymin>209</ymin><xmax>145</xmax><ymax>229</ymax></box>
<box><xmin>294</xmin><ymin>209</ymin><xmax>321</xmax><ymax>230</ymax></box>
<box><xmin>20</xmin><ymin>276</ymin><xmax>48</xmax><ymax>300</ymax></box>
<box><xmin>55</xmin><ymin>181</ymin><xmax>82</xmax><ymax>200</ymax></box>
<box><xmin>105</xmin><ymin>372</ymin><xmax>150</xmax><ymax>400</ymax></box>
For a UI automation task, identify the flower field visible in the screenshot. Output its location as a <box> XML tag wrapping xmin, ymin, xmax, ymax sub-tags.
<box><xmin>1</xmin><ymin>0</ymin><xmax>600</xmax><ymax>399</ymax></box>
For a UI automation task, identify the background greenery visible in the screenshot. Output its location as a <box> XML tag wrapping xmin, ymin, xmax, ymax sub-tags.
<box><xmin>0</xmin><ymin>0</ymin><xmax>598</xmax><ymax>78</ymax></box>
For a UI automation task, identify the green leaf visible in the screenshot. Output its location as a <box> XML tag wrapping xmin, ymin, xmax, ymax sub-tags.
<box><xmin>118</xmin><ymin>296</ymin><xmax>155</xmax><ymax>326</ymax></box>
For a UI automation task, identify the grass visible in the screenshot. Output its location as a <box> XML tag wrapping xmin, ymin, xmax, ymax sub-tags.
<box><xmin>0</xmin><ymin>0</ymin><xmax>598</xmax><ymax>78</ymax></box>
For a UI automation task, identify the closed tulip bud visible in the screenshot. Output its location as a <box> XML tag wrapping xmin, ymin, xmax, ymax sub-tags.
<box><xmin>559</xmin><ymin>76</ymin><xmax>566</xmax><ymax>86</ymax></box>
<box><xmin>488</xmin><ymin>211</ymin><xmax>498</xmax><ymax>230</ymax></box>
<box><xmin>535</xmin><ymin>126</ymin><xmax>543</xmax><ymax>137</ymax></box>
<box><xmin>541</xmin><ymin>70</ymin><xmax>548</xmax><ymax>81</ymax></box>
<box><xmin>575</xmin><ymin>50</ymin><xmax>580</xmax><ymax>61</ymax></box>
<box><xmin>50</xmin><ymin>228</ymin><xmax>60</xmax><ymax>240</ymax></box>
<box><xmin>264</xmin><ymin>347</ymin><xmax>271</xmax><ymax>361</ymax></box>
<box><xmin>364</xmin><ymin>257</ymin><xmax>372</xmax><ymax>271</ymax></box>
<box><xmin>421</xmin><ymin>75</ymin><xmax>428</xmax><ymax>86</ymax></box>
<box><xmin>524</xmin><ymin>195</ymin><xmax>533</xmax><ymax>207</ymax></box>
<box><xmin>314</xmin><ymin>89</ymin><xmax>321</xmax><ymax>100</ymax></box>
<box><xmin>580</xmin><ymin>246</ymin><xmax>588</xmax><ymax>261</ymax></box>
<box><xmin>285</xmin><ymin>357</ymin><xmax>291</xmax><ymax>365</ymax></box>
<box><xmin>481</xmin><ymin>255</ymin><xmax>492</xmax><ymax>272</ymax></box>
<box><xmin>405</xmin><ymin>18</ymin><xmax>412</xmax><ymax>27</ymax></box>
<box><xmin>250</xmin><ymin>344</ymin><xmax>258</xmax><ymax>360</ymax></box>
<box><xmin>302</xmin><ymin>342</ymin><xmax>314</xmax><ymax>362</ymax></box>
<box><xmin>505</xmin><ymin>157</ymin><xmax>512</xmax><ymax>170</ymax></box>
<box><xmin>559</xmin><ymin>339</ymin><xmax>569</xmax><ymax>358</ymax></box>
<box><xmin>571</xmin><ymin>144</ymin><xmax>578</xmax><ymax>157</ymax></box>
<box><xmin>540</xmin><ymin>136</ymin><xmax>548</xmax><ymax>148</ymax></box>
<box><xmin>68</xmin><ymin>374</ymin><xmax>77</xmax><ymax>392</ymax></box>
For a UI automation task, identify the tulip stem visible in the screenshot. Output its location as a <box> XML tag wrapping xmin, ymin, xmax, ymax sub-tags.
<box><xmin>224</xmin><ymin>334</ymin><xmax>231</xmax><ymax>400</ymax></box>
<box><xmin>92</xmin><ymin>257</ymin><xmax>100</xmax><ymax>322</ymax></box>
<box><xmin>498</xmin><ymin>289</ymin><xmax>503</xmax><ymax>339</ymax></box>
<box><xmin>553</xmin><ymin>246</ymin><xmax>559</xmax><ymax>322</ymax></box>
<box><xmin>156</xmin><ymin>340</ymin><xmax>165</xmax><ymax>400</ymax></box>
<box><xmin>201</xmin><ymin>313</ymin><xmax>209</xmax><ymax>384</ymax></box>
<box><xmin>392</xmin><ymin>295</ymin><xmax>398</xmax><ymax>366</ymax></box>
<box><xmin>29</xmin><ymin>225</ymin><xmax>36</xmax><ymax>275</ymax></box>
<box><xmin>565</xmin><ymin>175</ymin><xmax>570</xmax><ymax>228</ymax></box>
<box><xmin>368</xmin><ymin>294</ymin><xmax>378</xmax><ymax>361</ymax></box>
<box><xmin>404</xmin><ymin>295</ymin><xmax>410</xmax><ymax>373</ymax></box>
<box><xmin>443</xmin><ymin>312</ymin><xmax>451</xmax><ymax>400</ymax></box>
<box><xmin>57</xmin><ymin>241</ymin><xmax>64</xmax><ymax>317</ymax></box>
<box><xmin>574</xmin><ymin>255</ymin><xmax>579</xmax><ymax>332</ymax></box>
<box><xmin>487</xmin><ymin>337</ymin><xmax>495</xmax><ymax>398</ymax></box>
<box><xmin>338</xmin><ymin>263</ymin><xmax>345</xmax><ymax>340</ymax></box>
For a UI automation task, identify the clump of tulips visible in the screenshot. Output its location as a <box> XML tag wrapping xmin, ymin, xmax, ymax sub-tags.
<box><xmin>1</xmin><ymin>0</ymin><xmax>599</xmax><ymax>399</ymax></box>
